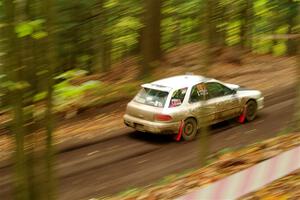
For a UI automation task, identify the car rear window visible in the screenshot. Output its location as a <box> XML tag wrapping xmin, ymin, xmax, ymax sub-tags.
<box><xmin>134</xmin><ymin>88</ymin><xmax>169</xmax><ymax>108</ymax></box>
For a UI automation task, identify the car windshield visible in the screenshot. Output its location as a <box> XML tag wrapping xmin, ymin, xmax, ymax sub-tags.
<box><xmin>134</xmin><ymin>87</ymin><xmax>169</xmax><ymax>108</ymax></box>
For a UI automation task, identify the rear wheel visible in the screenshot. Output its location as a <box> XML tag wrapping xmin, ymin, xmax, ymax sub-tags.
<box><xmin>182</xmin><ymin>118</ymin><xmax>197</xmax><ymax>141</ymax></box>
<box><xmin>246</xmin><ymin>100</ymin><xmax>257</xmax><ymax>121</ymax></box>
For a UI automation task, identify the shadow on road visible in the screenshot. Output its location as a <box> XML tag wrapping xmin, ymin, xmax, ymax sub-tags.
<box><xmin>128</xmin><ymin>131</ymin><xmax>175</xmax><ymax>144</ymax></box>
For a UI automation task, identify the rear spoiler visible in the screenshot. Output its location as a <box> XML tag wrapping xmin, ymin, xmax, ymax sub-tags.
<box><xmin>141</xmin><ymin>83</ymin><xmax>172</xmax><ymax>92</ymax></box>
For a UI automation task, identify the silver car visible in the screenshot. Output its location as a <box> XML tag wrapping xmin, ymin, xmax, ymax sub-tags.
<box><xmin>123</xmin><ymin>75</ymin><xmax>264</xmax><ymax>141</ymax></box>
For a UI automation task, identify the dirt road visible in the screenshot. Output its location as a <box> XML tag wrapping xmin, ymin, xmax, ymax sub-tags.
<box><xmin>0</xmin><ymin>86</ymin><xmax>296</xmax><ymax>200</ymax></box>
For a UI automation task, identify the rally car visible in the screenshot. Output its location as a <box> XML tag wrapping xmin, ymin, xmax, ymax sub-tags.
<box><xmin>123</xmin><ymin>75</ymin><xmax>264</xmax><ymax>141</ymax></box>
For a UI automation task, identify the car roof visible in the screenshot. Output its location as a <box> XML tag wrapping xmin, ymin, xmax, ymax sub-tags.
<box><xmin>142</xmin><ymin>75</ymin><xmax>210</xmax><ymax>91</ymax></box>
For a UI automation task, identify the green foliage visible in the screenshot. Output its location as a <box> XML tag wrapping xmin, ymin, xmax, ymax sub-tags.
<box><xmin>116</xmin><ymin>187</ymin><xmax>141</xmax><ymax>198</ymax></box>
<box><xmin>0</xmin><ymin>79</ymin><xmax>30</xmax><ymax>92</ymax></box>
<box><xmin>110</xmin><ymin>16</ymin><xmax>143</xmax><ymax>59</ymax></box>
<box><xmin>226</xmin><ymin>20</ymin><xmax>241</xmax><ymax>46</ymax></box>
<box><xmin>0</xmin><ymin>0</ymin><xmax>298</xmax><ymax>76</ymax></box>
<box><xmin>162</xmin><ymin>0</ymin><xmax>202</xmax><ymax>49</ymax></box>
<box><xmin>104</xmin><ymin>0</ymin><xmax>119</xmax><ymax>9</ymax></box>
<box><xmin>1</xmin><ymin>0</ymin><xmax>298</xmax><ymax>112</ymax></box>
<box><xmin>0</xmin><ymin>74</ymin><xmax>6</xmax><ymax>102</ymax></box>
<box><xmin>41</xmin><ymin>0</ymin><xmax>300</xmax><ymax>73</ymax></box>
<box><xmin>54</xmin><ymin>69</ymin><xmax>88</xmax><ymax>80</ymax></box>
<box><xmin>53</xmin><ymin>71</ymin><xmax>102</xmax><ymax>110</ymax></box>
<box><xmin>15</xmin><ymin>19</ymin><xmax>48</xmax><ymax>39</ymax></box>
<box><xmin>273</xmin><ymin>43</ymin><xmax>287</xmax><ymax>56</ymax></box>
<box><xmin>31</xmin><ymin>69</ymin><xmax>104</xmax><ymax>112</ymax></box>
<box><xmin>33</xmin><ymin>91</ymin><xmax>47</xmax><ymax>102</ymax></box>
<box><xmin>118</xmin><ymin>82</ymin><xmax>139</xmax><ymax>96</ymax></box>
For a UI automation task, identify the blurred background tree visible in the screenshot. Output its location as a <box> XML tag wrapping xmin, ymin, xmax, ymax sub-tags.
<box><xmin>140</xmin><ymin>0</ymin><xmax>162</xmax><ymax>77</ymax></box>
<box><xmin>2</xmin><ymin>0</ymin><xmax>297</xmax><ymax>79</ymax></box>
<box><xmin>1</xmin><ymin>0</ymin><xmax>57</xmax><ymax>199</ymax></box>
<box><xmin>28</xmin><ymin>0</ymin><xmax>299</xmax><ymax>75</ymax></box>
<box><xmin>293</xmin><ymin>4</ymin><xmax>300</xmax><ymax>130</ymax></box>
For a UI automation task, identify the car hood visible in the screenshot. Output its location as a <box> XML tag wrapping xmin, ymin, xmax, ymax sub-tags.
<box><xmin>237</xmin><ymin>89</ymin><xmax>262</xmax><ymax>99</ymax></box>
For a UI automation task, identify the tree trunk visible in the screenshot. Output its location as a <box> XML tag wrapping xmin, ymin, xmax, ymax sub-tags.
<box><xmin>140</xmin><ymin>0</ymin><xmax>162</xmax><ymax>78</ymax></box>
<box><xmin>219</xmin><ymin>4</ymin><xmax>229</xmax><ymax>48</ymax></box>
<box><xmin>198</xmin><ymin>0</ymin><xmax>215</xmax><ymax>167</ymax></box>
<box><xmin>3</xmin><ymin>0</ymin><xmax>30</xmax><ymax>199</ymax></box>
<box><xmin>44</xmin><ymin>0</ymin><xmax>56</xmax><ymax>198</ymax></box>
<box><xmin>203</xmin><ymin>0</ymin><xmax>220</xmax><ymax>68</ymax></box>
<box><xmin>102</xmin><ymin>37</ymin><xmax>112</xmax><ymax>72</ymax></box>
<box><xmin>267</xmin><ymin>2</ymin><xmax>281</xmax><ymax>55</ymax></box>
<box><xmin>286</xmin><ymin>0</ymin><xmax>298</xmax><ymax>56</ymax></box>
<box><xmin>292</xmin><ymin>6</ymin><xmax>300</xmax><ymax>130</ymax></box>
<box><xmin>240</xmin><ymin>0</ymin><xmax>253</xmax><ymax>51</ymax></box>
<box><xmin>92</xmin><ymin>0</ymin><xmax>112</xmax><ymax>73</ymax></box>
<box><xmin>294</xmin><ymin>37</ymin><xmax>300</xmax><ymax>130</ymax></box>
<box><xmin>173</xmin><ymin>13</ymin><xmax>181</xmax><ymax>47</ymax></box>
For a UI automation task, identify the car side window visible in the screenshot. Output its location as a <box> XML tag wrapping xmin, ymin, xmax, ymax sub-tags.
<box><xmin>206</xmin><ymin>82</ymin><xmax>233</xmax><ymax>99</ymax></box>
<box><xmin>169</xmin><ymin>88</ymin><xmax>187</xmax><ymax>107</ymax></box>
<box><xmin>189</xmin><ymin>83</ymin><xmax>206</xmax><ymax>103</ymax></box>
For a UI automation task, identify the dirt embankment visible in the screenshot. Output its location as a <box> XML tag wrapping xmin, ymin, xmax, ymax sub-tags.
<box><xmin>104</xmin><ymin>133</ymin><xmax>300</xmax><ymax>200</ymax></box>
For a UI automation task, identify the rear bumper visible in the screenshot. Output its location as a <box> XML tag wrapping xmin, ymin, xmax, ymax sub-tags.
<box><xmin>123</xmin><ymin>114</ymin><xmax>180</xmax><ymax>134</ymax></box>
<box><xmin>257</xmin><ymin>97</ymin><xmax>264</xmax><ymax>110</ymax></box>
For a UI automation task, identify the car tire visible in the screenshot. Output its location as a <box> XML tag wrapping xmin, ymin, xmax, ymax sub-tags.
<box><xmin>245</xmin><ymin>100</ymin><xmax>257</xmax><ymax>122</ymax></box>
<box><xmin>182</xmin><ymin>118</ymin><xmax>197</xmax><ymax>141</ymax></box>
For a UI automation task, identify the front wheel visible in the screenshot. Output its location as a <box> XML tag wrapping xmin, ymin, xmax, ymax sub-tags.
<box><xmin>245</xmin><ymin>100</ymin><xmax>257</xmax><ymax>122</ymax></box>
<box><xmin>181</xmin><ymin>118</ymin><xmax>197</xmax><ymax>141</ymax></box>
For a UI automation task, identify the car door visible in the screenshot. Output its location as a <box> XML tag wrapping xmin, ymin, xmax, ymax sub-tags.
<box><xmin>188</xmin><ymin>83</ymin><xmax>217</xmax><ymax>126</ymax></box>
<box><xmin>205</xmin><ymin>82</ymin><xmax>240</xmax><ymax>122</ymax></box>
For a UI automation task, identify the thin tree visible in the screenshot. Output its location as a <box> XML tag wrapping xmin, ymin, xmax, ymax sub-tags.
<box><xmin>198</xmin><ymin>0</ymin><xmax>215</xmax><ymax>167</ymax></box>
<box><xmin>286</xmin><ymin>0</ymin><xmax>298</xmax><ymax>56</ymax></box>
<box><xmin>203</xmin><ymin>0</ymin><xmax>220</xmax><ymax>67</ymax></box>
<box><xmin>240</xmin><ymin>0</ymin><xmax>253</xmax><ymax>51</ymax></box>
<box><xmin>293</xmin><ymin>5</ymin><xmax>300</xmax><ymax>130</ymax></box>
<box><xmin>140</xmin><ymin>0</ymin><xmax>162</xmax><ymax>77</ymax></box>
<box><xmin>3</xmin><ymin>0</ymin><xmax>30</xmax><ymax>199</ymax></box>
<box><xmin>43</xmin><ymin>0</ymin><xmax>57</xmax><ymax>198</ymax></box>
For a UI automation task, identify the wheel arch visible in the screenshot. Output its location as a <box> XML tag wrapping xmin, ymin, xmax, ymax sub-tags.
<box><xmin>244</xmin><ymin>98</ymin><xmax>258</xmax><ymax>121</ymax></box>
<box><xmin>245</xmin><ymin>98</ymin><xmax>258</xmax><ymax>105</ymax></box>
<box><xmin>184</xmin><ymin>116</ymin><xmax>198</xmax><ymax>127</ymax></box>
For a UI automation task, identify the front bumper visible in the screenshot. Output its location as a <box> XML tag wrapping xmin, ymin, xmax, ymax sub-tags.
<box><xmin>123</xmin><ymin>114</ymin><xmax>180</xmax><ymax>134</ymax></box>
<box><xmin>257</xmin><ymin>97</ymin><xmax>264</xmax><ymax>110</ymax></box>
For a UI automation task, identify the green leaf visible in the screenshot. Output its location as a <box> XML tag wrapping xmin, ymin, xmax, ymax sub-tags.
<box><xmin>54</xmin><ymin>69</ymin><xmax>88</xmax><ymax>80</ymax></box>
<box><xmin>15</xmin><ymin>81</ymin><xmax>30</xmax><ymax>90</ymax></box>
<box><xmin>32</xmin><ymin>31</ymin><xmax>48</xmax><ymax>39</ymax></box>
<box><xmin>29</xmin><ymin>19</ymin><xmax>46</xmax><ymax>29</ymax></box>
<box><xmin>33</xmin><ymin>92</ymin><xmax>48</xmax><ymax>102</ymax></box>
<box><xmin>104</xmin><ymin>0</ymin><xmax>119</xmax><ymax>8</ymax></box>
<box><xmin>80</xmin><ymin>80</ymin><xmax>102</xmax><ymax>91</ymax></box>
<box><xmin>0</xmin><ymin>74</ymin><xmax>6</xmax><ymax>80</ymax></box>
<box><xmin>77</xmin><ymin>55</ymin><xmax>92</xmax><ymax>64</ymax></box>
<box><xmin>15</xmin><ymin>22</ymin><xmax>33</xmax><ymax>38</ymax></box>
<box><xmin>5</xmin><ymin>81</ymin><xmax>31</xmax><ymax>91</ymax></box>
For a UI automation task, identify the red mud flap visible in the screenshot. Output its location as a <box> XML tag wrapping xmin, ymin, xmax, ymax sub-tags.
<box><xmin>238</xmin><ymin>106</ymin><xmax>247</xmax><ymax>123</ymax></box>
<box><xmin>174</xmin><ymin>120</ymin><xmax>184</xmax><ymax>141</ymax></box>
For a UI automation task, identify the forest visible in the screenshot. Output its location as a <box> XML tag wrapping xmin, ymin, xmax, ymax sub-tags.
<box><xmin>0</xmin><ymin>0</ymin><xmax>299</xmax><ymax>199</ymax></box>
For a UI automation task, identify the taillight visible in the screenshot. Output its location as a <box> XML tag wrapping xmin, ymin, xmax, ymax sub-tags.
<box><xmin>155</xmin><ymin>114</ymin><xmax>173</xmax><ymax>121</ymax></box>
